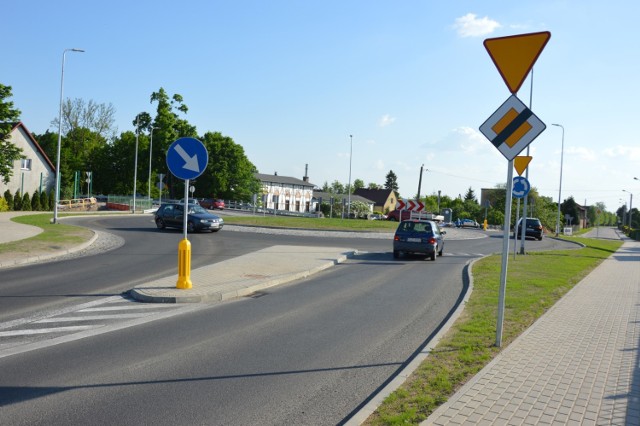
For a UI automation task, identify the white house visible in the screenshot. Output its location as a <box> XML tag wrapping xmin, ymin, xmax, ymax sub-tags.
<box><xmin>1</xmin><ymin>122</ymin><xmax>55</xmax><ymax>197</ymax></box>
<box><xmin>256</xmin><ymin>172</ymin><xmax>315</xmax><ymax>213</ymax></box>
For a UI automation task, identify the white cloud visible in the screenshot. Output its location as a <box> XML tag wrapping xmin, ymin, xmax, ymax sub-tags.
<box><xmin>566</xmin><ymin>146</ymin><xmax>597</xmax><ymax>162</ymax></box>
<box><xmin>375</xmin><ymin>159</ymin><xmax>385</xmax><ymax>170</ymax></box>
<box><xmin>453</xmin><ymin>13</ymin><xmax>501</xmax><ymax>38</ymax></box>
<box><xmin>378</xmin><ymin>114</ymin><xmax>396</xmax><ymax>127</ymax></box>
<box><xmin>602</xmin><ymin>145</ymin><xmax>640</xmax><ymax>161</ymax></box>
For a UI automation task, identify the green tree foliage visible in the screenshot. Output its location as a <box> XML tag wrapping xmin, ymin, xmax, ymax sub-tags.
<box><xmin>13</xmin><ymin>189</ymin><xmax>21</xmax><ymax>210</ymax></box>
<box><xmin>352</xmin><ymin>178</ymin><xmax>365</xmax><ymax>192</ymax></box>
<box><xmin>21</xmin><ymin>192</ymin><xmax>31</xmax><ymax>211</ymax></box>
<box><xmin>330</xmin><ymin>180</ymin><xmax>345</xmax><ymax>194</ymax></box>
<box><xmin>48</xmin><ymin>189</ymin><xmax>55</xmax><ymax>210</ymax></box>
<box><xmin>321</xmin><ymin>181</ymin><xmax>331</xmax><ymax>192</ymax></box>
<box><xmin>350</xmin><ymin>200</ymin><xmax>370</xmax><ymax>218</ymax></box>
<box><xmin>198</xmin><ymin>131</ymin><xmax>260</xmax><ymax>200</ymax></box>
<box><xmin>40</xmin><ymin>189</ymin><xmax>49</xmax><ymax>211</ymax></box>
<box><xmin>560</xmin><ymin>196</ymin><xmax>581</xmax><ymax>227</ymax></box>
<box><xmin>464</xmin><ymin>187</ymin><xmax>477</xmax><ymax>202</ymax></box>
<box><xmin>0</xmin><ymin>84</ymin><xmax>23</xmax><ymax>184</ymax></box>
<box><xmin>384</xmin><ymin>170</ymin><xmax>399</xmax><ymax>191</ymax></box>
<box><xmin>31</xmin><ymin>190</ymin><xmax>41</xmax><ymax>211</ymax></box>
<box><xmin>0</xmin><ymin>197</ymin><xmax>8</xmax><ymax>211</ymax></box>
<box><xmin>4</xmin><ymin>189</ymin><xmax>13</xmax><ymax>211</ymax></box>
<box><xmin>367</xmin><ymin>182</ymin><xmax>381</xmax><ymax>190</ymax></box>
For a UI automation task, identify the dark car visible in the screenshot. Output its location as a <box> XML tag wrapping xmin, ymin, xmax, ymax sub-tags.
<box><xmin>393</xmin><ymin>219</ymin><xmax>445</xmax><ymax>261</ymax></box>
<box><xmin>514</xmin><ymin>217</ymin><xmax>544</xmax><ymax>240</ymax></box>
<box><xmin>154</xmin><ymin>203</ymin><xmax>224</xmax><ymax>233</ymax></box>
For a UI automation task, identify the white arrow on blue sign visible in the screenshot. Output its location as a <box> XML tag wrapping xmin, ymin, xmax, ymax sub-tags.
<box><xmin>512</xmin><ymin>176</ymin><xmax>531</xmax><ymax>199</ymax></box>
<box><xmin>166</xmin><ymin>137</ymin><xmax>209</xmax><ymax>180</ymax></box>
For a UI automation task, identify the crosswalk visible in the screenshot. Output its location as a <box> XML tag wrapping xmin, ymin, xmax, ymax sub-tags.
<box><xmin>0</xmin><ymin>295</ymin><xmax>203</xmax><ymax>359</ymax></box>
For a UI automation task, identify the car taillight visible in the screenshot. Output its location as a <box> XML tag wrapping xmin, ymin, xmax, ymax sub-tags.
<box><xmin>428</xmin><ymin>237</ymin><xmax>436</xmax><ymax>244</ymax></box>
<box><xmin>394</xmin><ymin>235</ymin><xmax>400</xmax><ymax>241</ymax></box>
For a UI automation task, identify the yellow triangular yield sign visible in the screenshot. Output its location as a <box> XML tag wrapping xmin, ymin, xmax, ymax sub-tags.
<box><xmin>514</xmin><ymin>156</ymin><xmax>532</xmax><ymax>176</ymax></box>
<box><xmin>484</xmin><ymin>31</ymin><xmax>551</xmax><ymax>94</ymax></box>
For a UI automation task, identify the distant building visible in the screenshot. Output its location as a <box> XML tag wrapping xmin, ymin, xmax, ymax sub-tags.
<box><xmin>256</xmin><ymin>172</ymin><xmax>315</xmax><ymax>213</ymax></box>
<box><xmin>353</xmin><ymin>188</ymin><xmax>398</xmax><ymax>213</ymax></box>
<box><xmin>312</xmin><ymin>191</ymin><xmax>375</xmax><ymax>215</ymax></box>
<box><xmin>0</xmin><ymin>122</ymin><xmax>55</xmax><ymax>197</ymax></box>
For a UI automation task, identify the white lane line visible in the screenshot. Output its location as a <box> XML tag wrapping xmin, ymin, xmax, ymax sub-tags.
<box><xmin>78</xmin><ymin>304</ymin><xmax>178</xmax><ymax>312</ymax></box>
<box><xmin>35</xmin><ymin>314</ymin><xmax>148</xmax><ymax>322</ymax></box>
<box><xmin>0</xmin><ymin>325</ymin><xmax>99</xmax><ymax>337</ymax></box>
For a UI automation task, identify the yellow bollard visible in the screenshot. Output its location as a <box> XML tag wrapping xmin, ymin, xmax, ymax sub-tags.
<box><xmin>483</xmin><ymin>219</ymin><xmax>488</xmax><ymax>231</ymax></box>
<box><xmin>176</xmin><ymin>238</ymin><xmax>193</xmax><ymax>289</ymax></box>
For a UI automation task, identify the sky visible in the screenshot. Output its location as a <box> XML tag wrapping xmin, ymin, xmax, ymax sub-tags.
<box><xmin>4</xmin><ymin>1</ymin><xmax>639</xmax><ymax>212</ymax></box>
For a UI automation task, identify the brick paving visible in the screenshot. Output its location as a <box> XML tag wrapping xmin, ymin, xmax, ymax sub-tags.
<box><xmin>425</xmin><ymin>228</ymin><xmax>640</xmax><ymax>425</ymax></box>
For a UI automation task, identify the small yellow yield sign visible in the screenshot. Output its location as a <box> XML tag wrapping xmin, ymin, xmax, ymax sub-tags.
<box><xmin>514</xmin><ymin>156</ymin><xmax>532</xmax><ymax>176</ymax></box>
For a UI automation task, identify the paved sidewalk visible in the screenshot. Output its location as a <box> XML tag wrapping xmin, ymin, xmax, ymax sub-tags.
<box><xmin>0</xmin><ymin>212</ymin><xmax>43</xmax><ymax>244</ymax></box>
<box><xmin>425</xmin><ymin>227</ymin><xmax>640</xmax><ymax>425</ymax></box>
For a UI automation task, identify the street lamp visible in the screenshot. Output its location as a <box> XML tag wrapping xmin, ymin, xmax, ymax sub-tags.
<box><xmin>552</xmin><ymin>123</ymin><xmax>564</xmax><ymax>236</ymax></box>
<box><xmin>623</xmin><ymin>189</ymin><xmax>633</xmax><ymax>228</ymax></box>
<box><xmin>148</xmin><ymin>126</ymin><xmax>158</xmax><ymax>203</ymax></box>
<box><xmin>53</xmin><ymin>48</ymin><xmax>84</xmax><ymax>224</ymax></box>
<box><xmin>347</xmin><ymin>134</ymin><xmax>353</xmax><ymax>219</ymax></box>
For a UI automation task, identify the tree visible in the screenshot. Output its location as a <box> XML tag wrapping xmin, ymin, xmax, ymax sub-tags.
<box><xmin>13</xmin><ymin>189</ymin><xmax>21</xmax><ymax>210</ymax></box>
<box><xmin>330</xmin><ymin>180</ymin><xmax>345</xmax><ymax>194</ymax></box>
<box><xmin>321</xmin><ymin>181</ymin><xmax>331</xmax><ymax>192</ymax></box>
<box><xmin>198</xmin><ymin>131</ymin><xmax>260</xmax><ymax>200</ymax></box>
<box><xmin>384</xmin><ymin>170</ymin><xmax>399</xmax><ymax>192</ymax></box>
<box><xmin>31</xmin><ymin>190</ymin><xmax>41</xmax><ymax>211</ymax></box>
<box><xmin>352</xmin><ymin>179</ymin><xmax>365</xmax><ymax>192</ymax></box>
<box><xmin>51</xmin><ymin>98</ymin><xmax>117</xmax><ymax>141</ymax></box>
<box><xmin>464</xmin><ymin>187</ymin><xmax>477</xmax><ymax>203</ymax></box>
<box><xmin>0</xmin><ymin>84</ymin><xmax>23</xmax><ymax>184</ymax></box>
<box><xmin>21</xmin><ymin>192</ymin><xmax>31</xmax><ymax>211</ymax></box>
<box><xmin>3</xmin><ymin>189</ymin><xmax>13</xmax><ymax>211</ymax></box>
<box><xmin>367</xmin><ymin>182</ymin><xmax>381</xmax><ymax>190</ymax></box>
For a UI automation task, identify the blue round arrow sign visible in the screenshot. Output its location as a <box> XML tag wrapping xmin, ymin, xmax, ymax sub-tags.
<box><xmin>512</xmin><ymin>176</ymin><xmax>530</xmax><ymax>199</ymax></box>
<box><xmin>166</xmin><ymin>137</ymin><xmax>209</xmax><ymax>180</ymax></box>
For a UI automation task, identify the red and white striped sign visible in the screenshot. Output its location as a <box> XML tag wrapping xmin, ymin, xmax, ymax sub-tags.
<box><xmin>397</xmin><ymin>199</ymin><xmax>424</xmax><ymax>212</ymax></box>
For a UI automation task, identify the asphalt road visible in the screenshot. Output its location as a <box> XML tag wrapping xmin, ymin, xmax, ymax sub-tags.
<box><xmin>0</xmin><ymin>216</ymin><xmax>577</xmax><ymax>425</ymax></box>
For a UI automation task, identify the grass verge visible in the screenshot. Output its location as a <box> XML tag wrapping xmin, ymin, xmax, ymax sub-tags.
<box><xmin>221</xmin><ymin>215</ymin><xmax>398</xmax><ymax>232</ymax></box>
<box><xmin>364</xmin><ymin>236</ymin><xmax>623</xmax><ymax>425</ymax></box>
<box><xmin>0</xmin><ymin>214</ymin><xmax>93</xmax><ymax>255</ymax></box>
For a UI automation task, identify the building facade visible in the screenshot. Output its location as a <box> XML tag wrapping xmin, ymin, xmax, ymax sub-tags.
<box><xmin>1</xmin><ymin>122</ymin><xmax>55</xmax><ymax>197</ymax></box>
<box><xmin>256</xmin><ymin>172</ymin><xmax>315</xmax><ymax>213</ymax></box>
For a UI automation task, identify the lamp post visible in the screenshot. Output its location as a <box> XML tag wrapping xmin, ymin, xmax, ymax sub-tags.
<box><xmin>53</xmin><ymin>48</ymin><xmax>84</xmax><ymax>224</ymax></box>
<box><xmin>552</xmin><ymin>123</ymin><xmax>564</xmax><ymax>236</ymax></box>
<box><xmin>148</xmin><ymin>126</ymin><xmax>158</xmax><ymax>203</ymax></box>
<box><xmin>623</xmin><ymin>189</ymin><xmax>633</xmax><ymax>228</ymax></box>
<box><xmin>347</xmin><ymin>134</ymin><xmax>353</xmax><ymax>219</ymax></box>
<box><xmin>132</xmin><ymin>117</ymin><xmax>139</xmax><ymax>213</ymax></box>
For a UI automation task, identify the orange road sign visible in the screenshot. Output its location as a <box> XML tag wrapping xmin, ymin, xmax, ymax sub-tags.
<box><xmin>484</xmin><ymin>31</ymin><xmax>551</xmax><ymax>94</ymax></box>
<box><xmin>514</xmin><ymin>156</ymin><xmax>532</xmax><ymax>176</ymax></box>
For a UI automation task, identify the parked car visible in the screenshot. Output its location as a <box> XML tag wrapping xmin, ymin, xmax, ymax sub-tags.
<box><xmin>456</xmin><ymin>218</ymin><xmax>480</xmax><ymax>228</ymax></box>
<box><xmin>514</xmin><ymin>217</ymin><xmax>544</xmax><ymax>240</ymax></box>
<box><xmin>179</xmin><ymin>198</ymin><xmax>200</xmax><ymax>205</ymax></box>
<box><xmin>154</xmin><ymin>203</ymin><xmax>224</xmax><ymax>233</ymax></box>
<box><xmin>369</xmin><ymin>213</ymin><xmax>387</xmax><ymax>220</ymax></box>
<box><xmin>199</xmin><ymin>198</ymin><xmax>225</xmax><ymax>210</ymax></box>
<box><xmin>393</xmin><ymin>219</ymin><xmax>445</xmax><ymax>261</ymax></box>
<box><xmin>386</xmin><ymin>209</ymin><xmax>413</xmax><ymax>221</ymax></box>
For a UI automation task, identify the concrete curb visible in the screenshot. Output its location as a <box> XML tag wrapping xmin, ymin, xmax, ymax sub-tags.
<box><xmin>129</xmin><ymin>247</ymin><xmax>356</xmax><ymax>304</ymax></box>
<box><xmin>344</xmin><ymin>256</ymin><xmax>482</xmax><ymax>425</ymax></box>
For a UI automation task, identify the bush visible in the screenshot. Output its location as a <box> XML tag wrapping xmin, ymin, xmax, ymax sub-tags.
<box><xmin>40</xmin><ymin>190</ymin><xmax>49</xmax><ymax>211</ymax></box>
<box><xmin>4</xmin><ymin>190</ymin><xmax>13</xmax><ymax>211</ymax></box>
<box><xmin>31</xmin><ymin>190</ymin><xmax>42</xmax><ymax>211</ymax></box>
<box><xmin>13</xmin><ymin>190</ymin><xmax>21</xmax><ymax>211</ymax></box>
<box><xmin>0</xmin><ymin>197</ymin><xmax>8</xmax><ymax>212</ymax></box>
<box><xmin>21</xmin><ymin>193</ymin><xmax>31</xmax><ymax>211</ymax></box>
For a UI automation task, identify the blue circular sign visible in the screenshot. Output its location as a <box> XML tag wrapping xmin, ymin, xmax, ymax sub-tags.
<box><xmin>512</xmin><ymin>176</ymin><xmax>530</xmax><ymax>199</ymax></box>
<box><xmin>166</xmin><ymin>137</ymin><xmax>209</xmax><ymax>180</ymax></box>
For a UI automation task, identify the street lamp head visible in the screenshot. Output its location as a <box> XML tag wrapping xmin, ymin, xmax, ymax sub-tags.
<box><xmin>552</xmin><ymin>123</ymin><xmax>563</xmax><ymax>128</ymax></box>
<box><xmin>71</xmin><ymin>48</ymin><xmax>85</xmax><ymax>52</ymax></box>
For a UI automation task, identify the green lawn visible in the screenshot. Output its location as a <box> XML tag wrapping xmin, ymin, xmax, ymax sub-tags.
<box><xmin>221</xmin><ymin>214</ymin><xmax>398</xmax><ymax>232</ymax></box>
<box><xmin>365</xmin><ymin>236</ymin><xmax>623</xmax><ymax>425</ymax></box>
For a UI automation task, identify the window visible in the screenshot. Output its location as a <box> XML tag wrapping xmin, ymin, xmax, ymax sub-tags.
<box><xmin>20</xmin><ymin>158</ymin><xmax>32</xmax><ymax>170</ymax></box>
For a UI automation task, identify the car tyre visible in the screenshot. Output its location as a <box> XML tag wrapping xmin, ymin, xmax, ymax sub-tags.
<box><xmin>438</xmin><ymin>247</ymin><xmax>443</xmax><ymax>257</ymax></box>
<box><xmin>430</xmin><ymin>251</ymin><xmax>436</xmax><ymax>261</ymax></box>
<box><xmin>155</xmin><ymin>218</ymin><xmax>165</xmax><ymax>229</ymax></box>
<box><xmin>393</xmin><ymin>250</ymin><xmax>400</xmax><ymax>259</ymax></box>
<box><xmin>187</xmin><ymin>221</ymin><xmax>195</xmax><ymax>233</ymax></box>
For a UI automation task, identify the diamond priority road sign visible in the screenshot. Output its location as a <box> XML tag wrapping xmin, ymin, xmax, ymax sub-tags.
<box><xmin>479</xmin><ymin>95</ymin><xmax>546</xmax><ymax>161</ymax></box>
